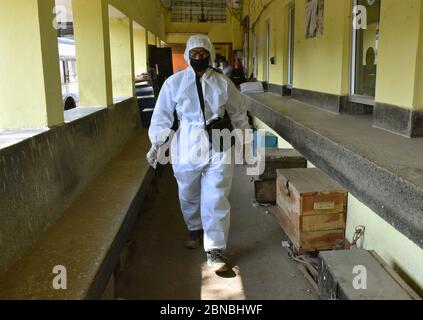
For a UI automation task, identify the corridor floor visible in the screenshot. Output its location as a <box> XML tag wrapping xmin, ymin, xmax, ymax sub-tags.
<box><xmin>115</xmin><ymin>165</ymin><xmax>317</xmax><ymax>300</ymax></box>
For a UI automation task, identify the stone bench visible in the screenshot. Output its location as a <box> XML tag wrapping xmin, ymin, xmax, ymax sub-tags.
<box><xmin>318</xmin><ymin>249</ymin><xmax>421</xmax><ymax>300</ymax></box>
<box><xmin>0</xmin><ymin>130</ymin><xmax>154</xmax><ymax>299</ymax></box>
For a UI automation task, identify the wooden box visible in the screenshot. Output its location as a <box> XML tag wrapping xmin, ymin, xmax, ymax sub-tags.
<box><xmin>256</xmin><ymin>149</ymin><xmax>307</xmax><ymax>181</ymax></box>
<box><xmin>254</xmin><ymin>149</ymin><xmax>307</xmax><ymax>204</ymax></box>
<box><xmin>275</xmin><ymin>168</ymin><xmax>347</xmax><ymax>252</ymax></box>
<box><xmin>255</xmin><ymin>180</ymin><xmax>276</xmax><ymax>204</ymax></box>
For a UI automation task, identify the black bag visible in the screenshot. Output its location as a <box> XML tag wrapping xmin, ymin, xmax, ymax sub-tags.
<box><xmin>206</xmin><ymin>112</ymin><xmax>236</xmax><ymax>152</ymax></box>
<box><xmin>196</xmin><ymin>75</ymin><xmax>235</xmax><ymax>153</ymax></box>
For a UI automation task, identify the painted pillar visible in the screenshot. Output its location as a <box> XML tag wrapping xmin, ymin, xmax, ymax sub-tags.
<box><xmin>72</xmin><ymin>0</ymin><xmax>113</xmax><ymax>107</ymax></box>
<box><xmin>376</xmin><ymin>0</ymin><xmax>422</xmax><ymax>109</ymax></box>
<box><xmin>133</xmin><ymin>27</ymin><xmax>148</xmax><ymax>76</ymax></box>
<box><xmin>413</xmin><ymin>3</ymin><xmax>423</xmax><ymax>111</ymax></box>
<box><xmin>0</xmin><ymin>0</ymin><xmax>63</xmax><ymax>128</ymax></box>
<box><xmin>148</xmin><ymin>31</ymin><xmax>157</xmax><ymax>46</ymax></box>
<box><xmin>109</xmin><ymin>16</ymin><xmax>134</xmax><ymax>98</ymax></box>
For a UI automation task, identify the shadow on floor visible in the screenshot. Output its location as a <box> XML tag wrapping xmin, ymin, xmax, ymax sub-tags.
<box><xmin>115</xmin><ymin>165</ymin><xmax>316</xmax><ymax>300</ymax></box>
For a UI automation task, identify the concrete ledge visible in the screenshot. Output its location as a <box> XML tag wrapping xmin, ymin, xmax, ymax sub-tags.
<box><xmin>243</xmin><ymin>92</ymin><xmax>423</xmax><ymax>249</ymax></box>
<box><xmin>292</xmin><ymin>88</ymin><xmax>342</xmax><ymax>114</ymax></box>
<box><xmin>0</xmin><ymin>131</ymin><xmax>154</xmax><ymax>299</ymax></box>
<box><xmin>340</xmin><ymin>98</ymin><xmax>373</xmax><ymax>115</ymax></box>
<box><xmin>0</xmin><ymin>98</ymin><xmax>140</xmax><ymax>274</ymax></box>
<box><xmin>413</xmin><ymin>111</ymin><xmax>423</xmax><ymax>137</ymax></box>
<box><xmin>374</xmin><ymin>102</ymin><xmax>423</xmax><ymax>138</ymax></box>
<box><xmin>282</xmin><ymin>85</ymin><xmax>292</xmax><ymax>97</ymax></box>
<box><xmin>267</xmin><ymin>83</ymin><xmax>292</xmax><ymax>97</ymax></box>
<box><xmin>0</xmin><ymin>128</ymin><xmax>49</xmax><ymax>150</ymax></box>
<box><xmin>292</xmin><ymin>88</ymin><xmax>373</xmax><ymax>115</ymax></box>
<box><xmin>64</xmin><ymin>106</ymin><xmax>106</xmax><ymax>123</ymax></box>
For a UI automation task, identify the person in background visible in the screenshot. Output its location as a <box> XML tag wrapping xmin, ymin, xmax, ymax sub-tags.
<box><xmin>230</xmin><ymin>59</ymin><xmax>247</xmax><ymax>88</ymax></box>
<box><xmin>218</xmin><ymin>56</ymin><xmax>234</xmax><ymax>78</ymax></box>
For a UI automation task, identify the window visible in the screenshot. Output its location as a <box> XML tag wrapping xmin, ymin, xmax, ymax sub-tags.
<box><xmin>170</xmin><ymin>0</ymin><xmax>227</xmax><ymax>23</ymax></box>
<box><xmin>265</xmin><ymin>19</ymin><xmax>270</xmax><ymax>82</ymax></box>
<box><xmin>351</xmin><ymin>0</ymin><xmax>381</xmax><ymax>104</ymax></box>
<box><xmin>66</xmin><ymin>59</ymin><xmax>78</xmax><ymax>83</ymax></box>
<box><xmin>287</xmin><ymin>5</ymin><xmax>295</xmax><ymax>88</ymax></box>
<box><xmin>58</xmin><ymin>37</ymin><xmax>79</xmax><ymax>110</ymax></box>
<box><xmin>253</xmin><ymin>33</ymin><xmax>258</xmax><ymax>79</ymax></box>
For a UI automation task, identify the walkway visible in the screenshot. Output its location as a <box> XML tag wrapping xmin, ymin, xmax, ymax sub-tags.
<box><xmin>116</xmin><ymin>165</ymin><xmax>316</xmax><ymax>300</ymax></box>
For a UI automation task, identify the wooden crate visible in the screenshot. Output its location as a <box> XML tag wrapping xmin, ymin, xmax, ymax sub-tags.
<box><xmin>275</xmin><ymin>168</ymin><xmax>348</xmax><ymax>252</ymax></box>
<box><xmin>255</xmin><ymin>180</ymin><xmax>276</xmax><ymax>204</ymax></box>
<box><xmin>254</xmin><ymin>149</ymin><xmax>307</xmax><ymax>204</ymax></box>
<box><xmin>256</xmin><ymin>149</ymin><xmax>307</xmax><ymax>180</ymax></box>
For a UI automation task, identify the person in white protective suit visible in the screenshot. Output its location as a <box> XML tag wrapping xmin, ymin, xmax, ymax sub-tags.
<box><xmin>147</xmin><ymin>35</ymin><xmax>251</xmax><ymax>273</ymax></box>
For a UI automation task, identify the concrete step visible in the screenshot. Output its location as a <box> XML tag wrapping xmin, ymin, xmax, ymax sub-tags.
<box><xmin>318</xmin><ymin>249</ymin><xmax>421</xmax><ymax>300</ymax></box>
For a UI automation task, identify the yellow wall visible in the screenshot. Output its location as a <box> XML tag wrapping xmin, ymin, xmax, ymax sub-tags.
<box><xmin>253</xmin><ymin>118</ymin><xmax>293</xmax><ymax>149</ymax></box>
<box><xmin>107</xmin><ymin>0</ymin><xmax>166</xmax><ymax>40</ymax></box>
<box><xmin>148</xmin><ymin>31</ymin><xmax>157</xmax><ymax>45</ymax></box>
<box><xmin>256</xmin><ymin>0</ymin><xmax>288</xmax><ymax>85</ymax></box>
<box><xmin>133</xmin><ymin>27</ymin><xmax>148</xmax><ymax>76</ymax></box>
<box><xmin>293</xmin><ymin>0</ymin><xmax>351</xmax><ymax>95</ymax></box>
<box><xmin>73</xmin><ymin>0</ymin><xmax>113</xmax><ymax>107</ymax></box>
<box><xmin>243</xmin><ymin>0</ymin><xmax>423</xmax><ymax>107</ymax></box>
<box><xmin>376</xmin><ymin>0</ymin><xmax>422</xmax><ymax>110</ymax></box>
<box><xmin>347</xmin><ymin>194</ymin><xmax>423</xmax><ymax>297</ymax></box>
<box><xmin>165</xmin><ymin>9</ymin><xmax>243</xmax><ymax>49</ymax></box>
<box><xmin>38</xmin><ymin>0</ymin><xmax>64</xmax><ymax>127</ymax></box>
<box><xmin>166</xmin><ymin>23</ymin><xmax>234</xmax><ymax>45</ymax></box>
<box><xmin>253</xmin><ymin>118</ymin><xmax>423</xmax><ymax>296</ymax></box>
<box><xmin>413</xmin><ymin>3</ymin><xmax>423</xmax><ymax>111</ymax></box>
<box><xmin>243</xmin><ymin>0</ymin><xmax>351</xmax><ymax>92</ymax></box>
<box><xmin>109</xmin><ymin>17</ymin><xmax>134</xmax><ymax>98</ymax></box>
<box><xmin>0</xmin><ymin>0</ymin><xmax>63</xmax><ymax>128</ymax></box>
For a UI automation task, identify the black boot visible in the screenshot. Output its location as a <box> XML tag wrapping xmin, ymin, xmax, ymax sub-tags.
<box><xmin>185</xmin><ymin>229</ymin><xmax>203</xmax><ymax>249</ymax></box>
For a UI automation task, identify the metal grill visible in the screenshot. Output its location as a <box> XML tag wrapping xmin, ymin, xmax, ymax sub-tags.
<box><xmin>170</xmin><ymin>0</ymin><xmax>227</xmax><ymax>23</ymax></box>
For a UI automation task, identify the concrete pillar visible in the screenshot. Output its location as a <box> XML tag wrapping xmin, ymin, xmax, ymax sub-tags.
<box><xmin>72</xmin><ymin>0</ymin><xmax>113</xmax><ymax>107</ymax></box>
<box><xmin>0</xmin><ymin>0</ymin><xmax>63</xmax><ymax>128</ymax></box>
<box><xmin>129</xmin><ymin>21</ymin><xmax>136</xmax><ymax>97</ymax></box>
<box><xmin>376</xmin><ymin>0</ymin><xmax>422</xmax><ymax>110</ymax></box>
<box><xmin>109</xmin><ymin>16</ymin><xmax>134</xmax><ymax>98</ymax></box>
<box><xmin>133</xmin><ymin>26</ymin><xmax>148</xmax><ymax>77</ymax></box>
<box><xmin>148</xmin><ymin>31</ymin><xmax>157</xmax><ymax>46</ymax></box>
<box><xmin>413</xmin><ymin>4</ymin><xmax>423</xmax><ymax>111</ymax></box>
<box><xmin>374</xmin><ymin>0</ymin><xmax>423</xmax><ymax>136</ymax></box>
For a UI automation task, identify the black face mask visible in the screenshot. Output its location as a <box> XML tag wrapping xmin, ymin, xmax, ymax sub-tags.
<box><xmin>190</xmin><ymin>57</ymin><xmax>209</xmax><ymax>73</ymax></box>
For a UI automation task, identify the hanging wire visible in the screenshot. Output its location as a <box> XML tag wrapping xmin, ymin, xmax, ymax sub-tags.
<box><xmin>352</xmin><ymin>225</ymin><xmax>366</xmax><ymax>247</ymax></box>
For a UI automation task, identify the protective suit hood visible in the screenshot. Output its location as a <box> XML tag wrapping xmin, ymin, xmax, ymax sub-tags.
<box><xmin>184</xmin><ymin>34</ymin><xmax>216</xmax><ymax>65</ymax></box>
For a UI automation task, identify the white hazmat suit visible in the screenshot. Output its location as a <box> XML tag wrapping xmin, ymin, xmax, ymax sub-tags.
<box><xmin>148</xmin><ymin>35</ymin><xmax>250</xmax><ymax>252</ymax></box>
